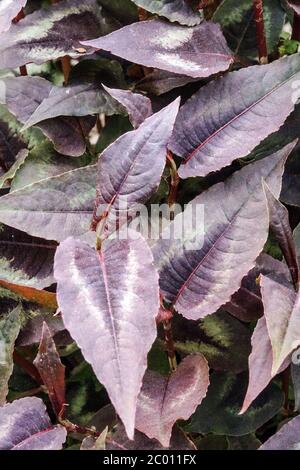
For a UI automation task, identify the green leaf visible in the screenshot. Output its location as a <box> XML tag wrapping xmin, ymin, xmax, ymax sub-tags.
<box><xmin>0</xmin><ymin>305</ymin><xmax>22</xmax><ymax>405</ymax></box>
<box><xmin>213</xmin><ymin>0</ymin><xmax>285</xmax><ymax>58</ymax></box>
<box><xmin>186</xmin><ymin>372</ymin><xmax>283</xmax><ymax>436</ymax></box>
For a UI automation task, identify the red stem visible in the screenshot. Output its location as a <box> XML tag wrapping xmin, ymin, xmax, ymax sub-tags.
<box><xmin>253</xmin><ymin>0</ymin><xmax>268</xmax><ymax>64</ymax></box>
<box><xmin>167</xmin><ymin>151</ymin><xmax>179</xmax><ymax>222</ymax></box>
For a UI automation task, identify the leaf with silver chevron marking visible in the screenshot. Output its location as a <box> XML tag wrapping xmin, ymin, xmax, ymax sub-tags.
<box><xmin>0</xmin><ymin>0</ymin><xmax>27</xmax><ymax>34</ymax></box>
<box><xmin>260</xmin><ymin>274</ymin><xmax>300</xmax><ymax>376</ymax></box>
<box><xmin>152</xmin><ymin>143</ymin><xmax>294</xmax><ymax>321</ymax></box>
<box><xmin>54</xmin><ymin>231</ymin><xmax>159</xmax><ymax>439</ymax></box>
<box><xmin>169</xmin><ymin>55</ymin><xmax>300</xmax><ymax>178</ymax></box>
<box><xmin>81</xmin><ymin>19</ymin><xmax>234</xmax><ymax>79</ymax></box>
<box><xmin>0</xmin><ymin>397</ymin><xmax>67</xmax><ymax>450</ymax></box>
<box><xmin>0</xmin><ymin>305</ymin><xmax>22</xmax><ymax>405</ymax></box>
<box><xmin>0</xmin><ymin>0</ymin><xmax>119</xmax><ymax>70</ymax></box>
<box><xmin>135</xmin><ymin>354</ymin><xmax>209</xmax><ymax>447</ymax></box>
<box><xmin>0</xmin><ymin>165</ymin><xmax>96</xmax><ymax>242</ymax></box>
<box><xmin>96</xmin><ymin>99</ymin><xmax>180</xmax><ymax>238</ymax></box>
<box><xmin>102</xmin><ymin>85</ymin><xmax>153</xmax><ymax>128</ymax></box>
<box><xmin>131</xmin><ymin>0</ymin><xmax>203</xmax><ymax>26</ymax></box>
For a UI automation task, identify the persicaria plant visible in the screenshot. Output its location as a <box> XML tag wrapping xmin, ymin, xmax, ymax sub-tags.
<box><xmin>2</xmin><ymin>0</ymin><xmax>300</xmax><ymax>452</ymax></box>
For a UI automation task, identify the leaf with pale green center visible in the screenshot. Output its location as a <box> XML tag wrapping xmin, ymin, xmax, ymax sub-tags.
<box><xmin>131</xmin><ymin>0</ymin><xmax>203</xmax><ymax>26</ymax></box>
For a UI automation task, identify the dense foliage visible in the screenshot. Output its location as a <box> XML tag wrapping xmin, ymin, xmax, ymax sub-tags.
<box><xmin>1</xmin><ymin>0</ymin><xmax>300</xmax><ymax>451</ymax></box>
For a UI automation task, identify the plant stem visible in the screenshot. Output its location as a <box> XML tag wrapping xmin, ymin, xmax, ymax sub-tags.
<box><xmin>13</xmin><ymin>350</ymin><xmax>43</xmax><ymax>385</ymax></box>
<box><xmin>167</xmin><ymin>151</ymin><xmax>179</xmax><ymax>222</ymax></box>
<box><xmin>163</xmin><ymin>319</ymin><xmax>177</xmax><ymax>371</ymax></box>
<box><xmin>253</xmin><ymin>0</ymin><xmax>268</xmax><ymax>64</ymax></box>
<box><xmin>138</xmin><ymin>7</ymin><xmax>148</xmax><ymax>21</ymax></box>
<box><xmin>292</xmin><ymin>13</ymin><xmax>300</xmax><ymax>41</ymax></box>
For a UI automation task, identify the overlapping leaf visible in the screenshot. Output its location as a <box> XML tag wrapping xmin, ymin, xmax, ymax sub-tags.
<box><xmin>131</xmin><ymin>0</ymin><xmax>203</xmax><ymax>26</ymax></box>
<box><xmin>95</xmin><ymin>99</ymin><xmax>179</xmax><ymax>237</ymax></box>
<box><xmin>0</xmin><ymin>0</ymin><xmax>119</xmax><ymax>70</ymax></box>
<box><xmin>0</xmin><ymin>76</ymin><xmax>96</xmax><ymax>157</ymax></box>
<box><xmin>288</xmin><ymin>1</ymin><xmax>300</xmax><ymax>15</ymax></box>
<box><xmin>0</xmin><ymin>224</ymin><xmax>56</xmax><ymax>289</ymax></box>
<box><xmin>102</xmin><ymin>85</ymin><xmax>152</xmax><ymax>128</ymax></box>
<box><xmin>81</xmin><ymin>20</ymin><xmax>234</xmax><ymax>79</ymax></box>
<box><xmin>54</xmin><ymin>231</ymin><xmax>159</xmax><ymax>439</ymax></box>
<box><xmin>169</xmin><ymin>55</ymin><xmax>300</xmax><ymax>177</ymax></box>
<box><xmin>153</xmin><ymin>144</ymin><xmax>293</xmax><ymax>320</ymax></box>
<box><xmin>213</xmin><ymin>0</ymin><xmax>285</xmax><ymax>58</ymax></box>
<box><xmin>0</xmin><ymin>165</ymin><xmax>96</xmax><ymax>242</ymax></box>
<box><xmin>260</xmin><ymin>274</ymin><xmax>300</xmax><ymax>375</ymax></box>
<box><xmin>0</xmin><ymin>0</ymin><xmax>27</xmax><ymax>34</ymax></box>
<box><xmin>0</xmin><ymin>305</ymin><xmax>22</xmax><ymax>405</ymax></box>
<box><xmin>264</xmin><ymin>183</ymin><xmax>299</xmax><ymax>286</ymax></box>
<box><xmin>241</xmin><ymin>316</ymin><xmax>290</xmax><ymax>414</ymax></box>
<box><xmin>260</xmin><ymin>415</ymin><xmax>300</xmax><ymax>450</ymax></box>
<box><xmin>186</xmin><ymin>372</ymin><xmax>283</xmax><ymax>436</ymax></box>
<box><xmin>135</xmin><ymin>354</ymin><xmax>209</xmax><ymax>447</ymax></box>
<box><xmin>0</xmin><ymin>397</ymin><xmax>67</xmax><ymax>450</ymax></box>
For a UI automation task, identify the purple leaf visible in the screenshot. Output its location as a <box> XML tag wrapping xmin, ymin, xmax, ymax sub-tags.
<box><xmin>22</xmin><ymin>83</ymin><xmax>123</xmax><ymax>130</ymax></box>
<box><xmin>102</xmin><ymin>85</ymin><xmax>153</xmax><ymax>128</ymax></box>
<box><xmin>81</xmin><ymin>20</ymin><xmax>234</xmax><ymax>79</ymax></box>
<box><xmin>136</xmin><ymin>69</ymin><xmax>197</xmax><ymax>96</ymax></box>
<box><xmin>0</xmin><ymin>224</ymin><xmax>56</xmax><ymax>289</ymax></box>
<box><xmin>0</xmin><ymin>0</ymin><xmax>119</xmax><ymax>70</ymax></box>
<box><xmin>260</xmin><ymin>274</ymin><xmax>300</xmax><ymax>376</ymax></box>
<box><xmin>131</xmin><ymin>0</ymin><xmax>203</xmax><ymax>26</ymax></box>
<box><xmin>107</xmin><ymin>424</ymin><xmax>196</xmax><ymax>450</ymax></box>
<box><xmin>264</xmin><ymin>183</ymin><xmax>299</xmax><ymax>287</ymax></box>
<box><xmin>135</xmin><ymin>354</ymin><xmax>209</xmax><ymax>447</ymax></box>
<box><xmin>0</xmin><ymin>165</ymin><xmax>96</xmax><ymax>242</ymax></box>
<box><xmin>0</xmin><ymin>116</ymin><xmax>27</xmax><ymax>178</ymax></box>
<box><xmin>169</xmin><ymin>55</ymin><xmax>300</xmax><ymax>177</ymax></box>
<box><xmin>153</xmin><ymin>143</ymin><xmax>293</xmax><ymax>321</ymax></box>
<box><xmin>0</xmin><ymin>397</ymin><xmax>67</xmax><ymax>450</ymax></box>
<box><xmin>54</xmin><ymin>231</ymin><xmax>159</xmax><ymax>439</ymax></box>
<box><xmin>33</xmin><ymin>322</ymin><xmax>66</xmax><ymax>417</ymax></box>
<box><xmin>0</xmin><ymin>76</ymin><xmax>96</xmax><ymax>157</ymax></box>
<box><xmin>0</xmin><ymin>0</ymin><xmax>27</xmax><ymax>34</ymax></box>
<box><xmin>260</xmin><ymin>415</ymin><xmax>300</xmax><ymax>450</ymax></box>
<box><xmin>96</xmin><ymin>99</ymin><xmax>179</xmax><ymax>237</ymax></box>
<box><xmin>225</xmin><ymin>254</ymin><xmax>290</xmax><ymax>323</ymax></box>
<box><xmin>240</xmin><ymin>316</ymin><xmax>289</xmax><ymax>414</ymax></box>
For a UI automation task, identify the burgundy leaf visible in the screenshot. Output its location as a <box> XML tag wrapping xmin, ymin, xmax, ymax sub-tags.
<box><xmin>81</xmin><ymin>20</ymin><xmax>234</xmax><ymax>79</ymax></box>
<box><xmin>136</xmin><ymin>69</ymin><xmax>197</xmax><ymax>96</ymax></box>
<box><xmin>135</xmin><ymin>354</ymin><xmax>209</xmax><ymax>447</ymax></box>
<box><xmin>54</xmin><ymin>231</ymin><xmax>159</xmax><ymax>439</ymax></box>
<box><xmin>0</xmin><ymin>397</ymin><xmax>67</xmax><ymax>450</ymax></box>
<box><xmin>240</xmin><ymin>316</ymin><xmax>289</xmax><ymax>414</ymax></box>
<box><xmin>264</xmin><ymin>183</ymin><xmax>299</xmax><ymax>287</ymax></box>
<box><xmin>0</xmin><ymin>0</ymin><xmax>118</xmax><ymax>70</ymax></box>
<box><xmin>33</xmin><ymin>322</ymin><xmax>66</xmax><ymax>417</ymax></box>
<box><xmin>260</xmin><ymin>274</ymin><xmax>300</xmax><ymax>375</ymax></box>
<box><xmin>260</xmin><ymin>415</ymin><xmax>300</xmax><ymax>450</ymax></box>
<box><xmin>102</xmin><ymin>85</ymin><xmax>153</xmax><ymax>128</ymax></box>
<box><xmin>0</xmin><ymin>0</ymin><xmax>27</xmax><ymax>34</ymax></box>
<box><xmin>169</xmin><ymin>55</ymin><xmax>300</xmax><ymax>177</ymax></box>
<box><xmin>153</xmin><ymin>143</ymin><xmax>293</xmax><ymax>321</ymax></box>
<box><xmin>96</xmin><ymin>99</ymin><xmax>179</xmax><ymax>237</ymax></box>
